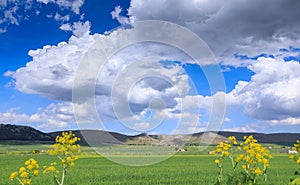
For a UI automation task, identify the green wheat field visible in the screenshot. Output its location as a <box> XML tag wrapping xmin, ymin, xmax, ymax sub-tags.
<box><xmin>0</xmin><ymin>144</ymin><xmax>297</xmax><ymax>185</ymax></box>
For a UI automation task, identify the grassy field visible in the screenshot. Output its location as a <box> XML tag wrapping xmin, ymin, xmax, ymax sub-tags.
<box><xmin>0</xmin><ymin>153</ymin><xmax>298</xmax><ymax>185</ymax></box>
<box><xmin>0</xmin><ymin>142</ymin><xmax>297</xmax><ymax>184</ymax></box>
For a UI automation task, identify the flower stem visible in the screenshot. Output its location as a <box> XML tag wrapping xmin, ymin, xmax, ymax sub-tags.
<box><xmin>61</xmin><ymin>164</ymin><xmax>67</xmax><ymax>185</ymax></box>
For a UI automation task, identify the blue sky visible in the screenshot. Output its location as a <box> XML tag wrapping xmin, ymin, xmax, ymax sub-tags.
<box><xmin>1</xmin><ymin>0</ymin><xmax>300</xmax><ymax>134</ymax></box>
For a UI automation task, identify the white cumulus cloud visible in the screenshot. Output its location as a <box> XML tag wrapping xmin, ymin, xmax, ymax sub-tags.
<box><xmin>0</xmin><ymin>103</ymin><xmax>75</xmax><ymax>131</ymax></box>
<box><xmin>227</xmin><ymin>57</ymin><xmax>300</xmax><ymax>123</ymax></box>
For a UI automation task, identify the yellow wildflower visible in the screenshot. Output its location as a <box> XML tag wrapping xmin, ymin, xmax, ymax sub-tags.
<box><xmin>9</xmin><ymin>172</ymin><xmax>18</xmax><ymax>181</ymax></box>
<box><xmin>22</xmin><ymin>178</ymin><xmax>31</xmax><ymax>185</ymax></box>
<box><xmin>25</xmin><ymin>160</ymin><xmax>30</xmax><ymax>165</ymax></box>
<box><xmin>33</xmin><ymin>170</ymin><xmax>39</xmax><ymax>176</ymax></box>
<box><xmin>222</xmin><ymin>151</ymin><xmax>229</xmax><ymax>156</ymax></box>
<box><xmin>48</xmin><ymin>166</ymin><xmax>56</xmax><ymax>172</ymax></box>
<box><xmin>216</xmin><ymin>148</ymin><xmax>222</xmax><ymax>153</ymax></box>
<box><xmin>254</xmin><ymin>168</ymin><xmax>262</xmax><ymax>175</ymax></box>
<box><xmin>19</xmin><ymin>167</ymin><xmax>26</xmax><ymax>173</ymax></box>
<box><xmin>20</xmin><ymin>171</ymin><xmax>29</xmax><ymax>178</ymax></box>
<box><xmin>27</xmin><ymin>164</ymin><xmax>34</xmax><ymax>170</ymax></box>
<box><xmin>228</xmin><ymin>136</ymin><xmax>236</xmax><ymax>141</ymax></box>
<box><xmin>236</xmin><ymin>154</ymin><xmax>244</xmax><ymax>162</ymax></box>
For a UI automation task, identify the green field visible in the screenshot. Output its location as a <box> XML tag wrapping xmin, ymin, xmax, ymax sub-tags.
<box><xmin>0</xmin><ymin>151</ymin><xmax>298</xmax><ymax>185</ymax></box>
<box><xmin>0</xmin><ymin>142</ymin><xmax>297</xmax><ymax>184</ymax></box>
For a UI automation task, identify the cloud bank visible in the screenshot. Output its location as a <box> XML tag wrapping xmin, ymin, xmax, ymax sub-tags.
<box><xmin>7</xmin><ymin>25</ymin><xmax>216</xmax><ymax>133</ymax></box>
<box><xmin>3</xmin><ymin>0</ymin><xmax>300</xmax><ymax>132</ymax></box>
<box><xmin>126</xmin><ymin>0</ymin><xmax>300</xmax><ymax>65</ymax></box>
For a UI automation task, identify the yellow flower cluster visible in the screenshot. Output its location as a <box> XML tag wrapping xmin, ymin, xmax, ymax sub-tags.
<box><xmin>44</xmin><ymin>131</ymin><xmax>81</xmax><ymax>185</ymax></box>
<box><xmin>239</xmin><ymin>135</ymin><xmax>272</xmax><ymax>176</ymax></box>
<box><xmin>289</xmin><ymin>140</ymin><xmax>300</xmax><ymax>164</ymax></box>
<box><xmin>43</xmin><ymin>162</ymin><xmax>59</xmax><ymax>174</ymax></box>
<box><xmin>213</xmin><ymin>136</ymin><xmax>240</xmax><ymax>184</ymax></box>
<box><xmin>8</xmin><ymin>131</ymin><xmax>81</xmax><ymax>185</ymax></box>
<box><xmin>212</xmin><ymin>136</ymin><xmax>238</xmax><ymax>157</ymax></box>
<box><xmin>9</xmin><ymin>158</ymin><xmax>39</xmax><ymax>185</ymax></box>
<box><xmin>213</xmin><ymin>135</ymin><xmax>272</xmax><ymax>184</ymax></box>
<box><xmin>47</xmin><ymin>131</ymin><xmax>81</xmax><ymax>167</ymax></box>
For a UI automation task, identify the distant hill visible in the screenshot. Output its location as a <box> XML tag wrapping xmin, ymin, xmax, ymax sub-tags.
<box><xmin>0</xmin><ymin>123</ymin><xmax>53</xmax><ymax>141</ymax></box>
<box><xmin>49</xmin><ymin>130</ymin><xmax>129</xmax><ymax>145</ymax></box>
<box><xmin>1</xmin><ymin>124</ymin><xmax>300</xmax><ymax>146</ymax></box>
<box><xmin>49</xmin><ymin>130</ymin><xmax>159</xmax><ymax>146</ymax></box>
<box><xmin>215</xmin><ymin>131</ymin><xmax>300</xmax><ymax>145</ymax></box>
<box><xmin>50</xmin><ymin>130</ymin><xmax>300</xmax><ymax>146</ymax></box>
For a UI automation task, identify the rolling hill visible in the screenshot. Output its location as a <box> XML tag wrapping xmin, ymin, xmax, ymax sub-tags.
<box><xmin>0</xmin><ymin>124</ymin><xmax>299</xmax><ymax>146</ymax></box>
<box><xmin>0</xmin><ymin>123</ymin><xmax>52</xmax><ymax>141</ymax></box>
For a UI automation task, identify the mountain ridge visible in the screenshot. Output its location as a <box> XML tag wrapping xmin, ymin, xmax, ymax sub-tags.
<box><xmin>1</xmin><ymin>124</ymin><xmax>299</xmax><ymax>146</ymax></box>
